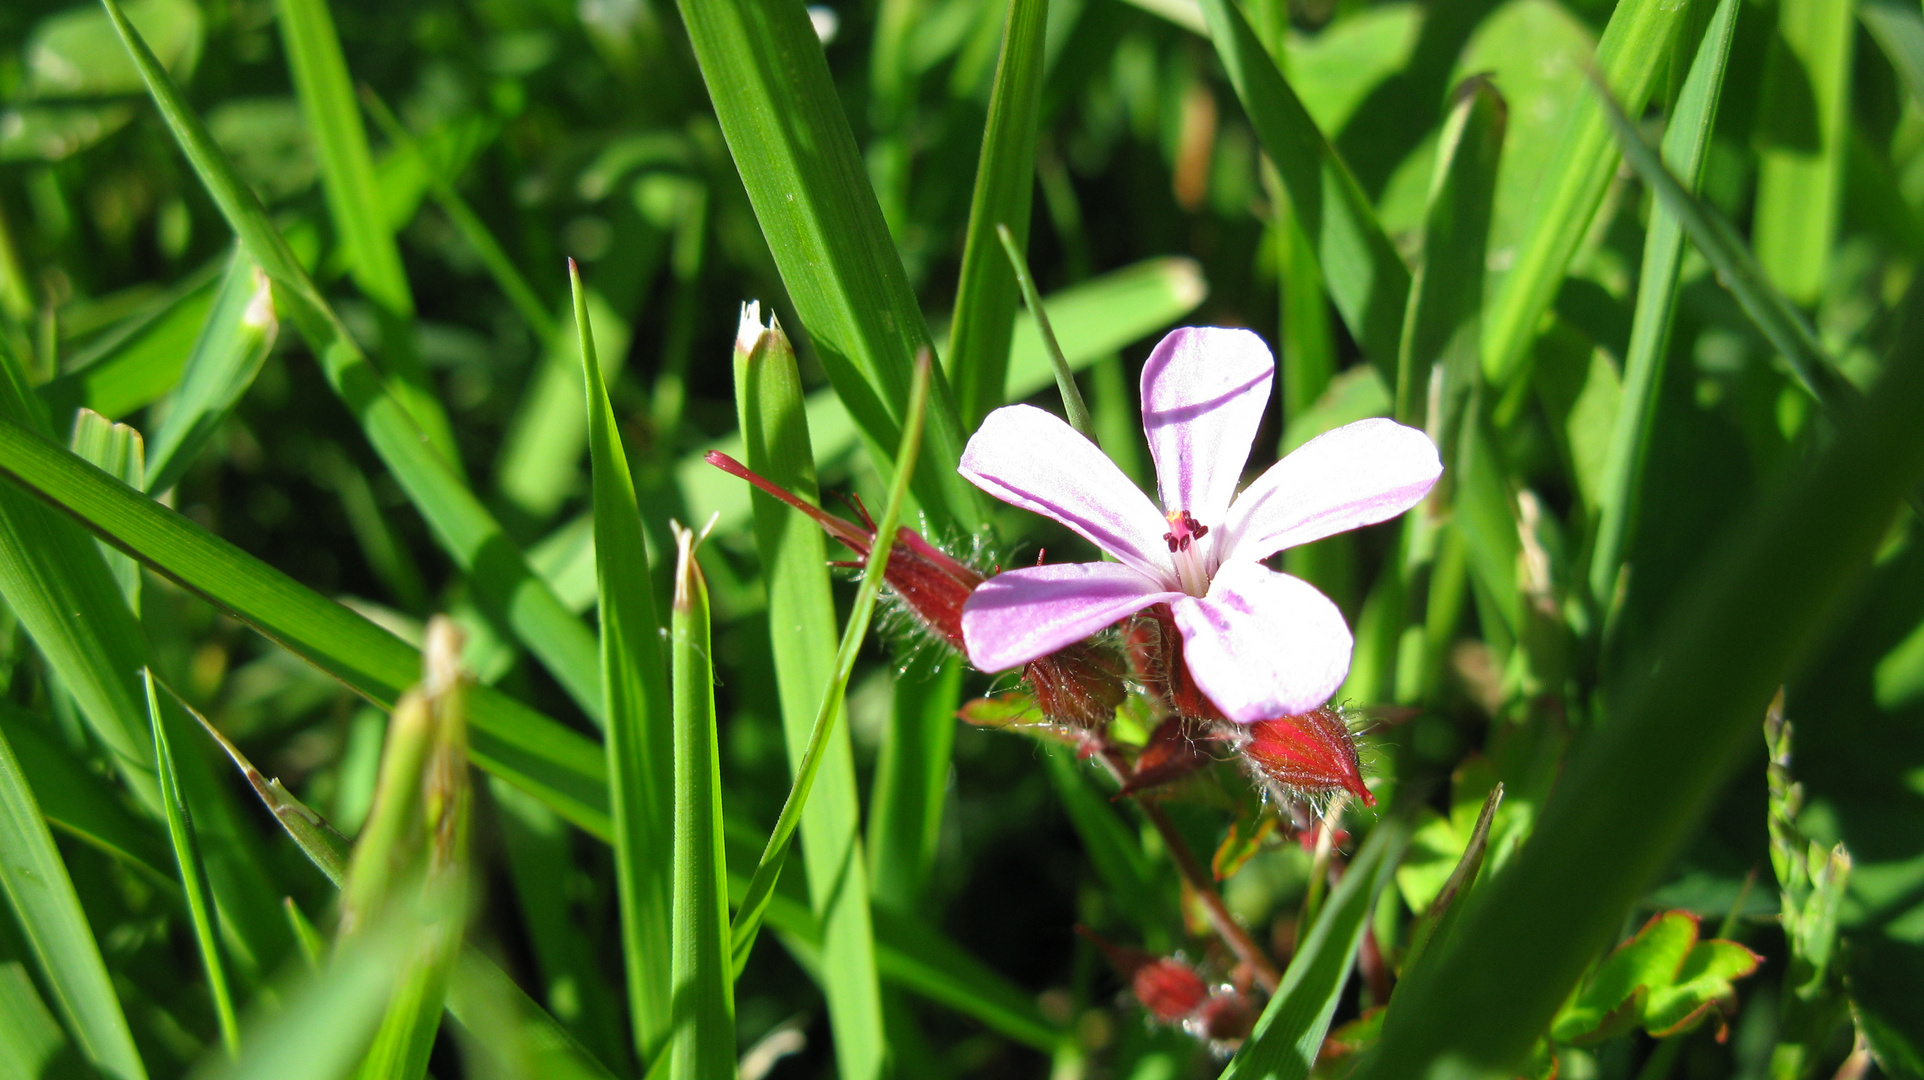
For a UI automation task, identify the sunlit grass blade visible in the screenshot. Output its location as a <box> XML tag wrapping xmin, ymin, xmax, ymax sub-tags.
<box><xmin>0</xmin><ymin>412</ymin><xmax>610</xmax><ymax>837</ymax></box>
<box><xmin>1591</xmin><ymin>71</ymin><xmax>1858</xmax><ymax>416</ymax></box>
<box><xmin>668</xmin><ymin>522</ymin><xmax>734</xmax><ymax>1080</ymax></box>
<box><xmin>145</xmin><ymin>247</ymin><xmax>277</xmax><ymax>496</ymax></box>
<box><xmin>1480</xmin><ymin>0</ymin><xmax>1693</xmax><ymax>391</ymax></box>
<box><xmin>68</xmin><ymin>408</ymin><xmax>145</xmax><ymax>612</ymax></box>
<box><xmin>1398</xmin><ymin>783</ymin><xmax>1503</xmax><ymax>978</ymax></box>
<box><xmin>1751</xmin><ymin>0</ymin><xmax>1853</xmax><ymax>304</ymax></box>
<box><xmin>1219</xmin><ymin>819</ymin><xmax>1409</xmax><ymax>1080</ymax></box>
<box><xmin>1861</xmin><ymin>0</ymin><xmax>1924</xmax><ymax>108</ymax></box>
<box><xmin>0</xmin><ymin>703</ymin><xmax>173</xmax><ymax>885</ymax></box>
<box><xmin>576</xmin><ymin>261</ymin><xmax>674</xmax><ymax>1064</ymax></box>
<box><xmin>999</xmin><ymin>224</ymin><xmax>1095</xmax><ymax>440</ymax></box>
<box><xmin>1589</xmin><ymin>0</ymin><xmax>1741</xmax><ymax>610</ymax></box>
<box><xmin>867</xmin><ymin>654</ymin><xmax>962</xmax><ymax>913</ymax></box>
<box><xmin>1350</xmin><ymin>288</ymin><xmax>1924</xmax><ymax>1080</ymax></box>
<box><xmin>1275</xmin><ymin>200</ymin><xmax>1334</xmax><ymax>425</ymax></box>
<box><xmin>100</xmin><ymin>0</ymin><xmax>605</xmax><ymax>724</ymax></box>
<box><xmin>272</xmin><ymin>0</ymin><xmax>459</xmax><ymax>471</ymax></box>
<box><xmin>1197</xmin><ymin>0</ymin><xmax>1409</xmax><ymax>378</ymax></box>
<box><xmin>445</xmin><ymin>950</ymin><xmax>621</xmax><ymax>1080</ymax></box>
<box><xmin>673</xmin><ymin>0</ymin><xmax>981</xmax><ymax>531</ymax></box>
<box><xmin>1394</xmin><ymin>77</ymin><xmax>1503</xmax><ymax>430</ymax></box>
<box><xmin>0</xmin><ymin>957</ymin><xmax>71</xmax><ymax>1078</ymax></box>
<box><xmin>949</xmin><ymin>0</ymin><xmax>1048</xmax><ymax>430</ymax></box>
<box><xmin>0</xmin><ymin>721</ymin><xmax>147</xmax><ymax>1080</ymax></box>
<box><xmin>37</xmin><ymin>261</ymin><xmax>220</xmax><ymax>423</ymax></box>
<box><xmin>730</xmin><ymin>352</ymin><xmax>932</xmax><ymax>975</ymax></box>
<box><xmin>679</xmin><ymin>256</ymin><xmax>1206</xmax><ymax>534</ymax></box>
<box><xmin>144</xmin><ymin>669</ymin><xmax>240</xmax><ymax>1058</ymax></box>
<box><xmin>735</xmin><ymin>308</ymin><xmax>885</xmax><ymax>1080</ymax></box>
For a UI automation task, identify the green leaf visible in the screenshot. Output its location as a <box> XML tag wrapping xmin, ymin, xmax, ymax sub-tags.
<box><xmin>1218</xmin><ymin>818</ymin><xmax>1409</xmax><ymax>1080</ymax></box>
<box><xmin>0</xmin><ymin>703</ymin><xmax>172</xmax><ymax>886</ymax></box>
<box><xmin>37</xmin><ymin>263</ymin><xmax>220</xmax><ymax>422</ymax></box>
<box><xmin>1550</xmin><ymin>911</ymin><xmax>1760</xmax><ymax>1043</ymax></box>
<box><xmin>145</xmin><ymin>670</ymin><xmax>241</xmax><ymax>1057</ymax></box>
<box><xmin>1592</xmin><ymin>63</ymin><xmax>1858</xmax><ymax>417</ymax></box>
<box><xmin>24</xmin><ymin>0</ymin><xmax>200</xmax><ymax>99</ymax></box>
<box><xmin>145</xmin><ymin>246</ymin><xmax>277</xmax><ymax>496</ymax></box>
<box><xmin>576</xmin><ymin>262</ymin><xmax>674</xmax><ymax>1063</ymax></box>
<box><xmin>867</xmin><ymin>654</ymin><xmax>962</xmax><ymax>914</ymax></box>
<box><xmin>734</xmin><ymin>308</ymin><xmax>885</xmax><ymax>1080</ymax></box>
<box><xmin>0</xmin><ymin>721</ymin><xmax>147</xmax><ymax>1080</ymax></box>
<box><xmin>1480</xmin><ymin>0</ymin><xmax>1693</xmax><ymax>391</ymax></box>
<box><xmin>67</xmin><ymin>408</ymin><xmax>145</xmax><ymax>612</ymax></box>
<box><xmin>1861</xmin><ymin>0</ymin><xmax>1924</xmax><ymax>109</ymax></box>
<box><xmin>728</xmin><ymin>351</ymin><xmax>931</xmax><ymax>976</ymax></box>
<box><xmin>101</xmin><ymin>0</ymin><xmax>606</xmax><ymax>726</ymax></box>
<box><xmin>1751</xmin><ymin>0</ymin><xmax>1854</xmax><ymax>305</ymax></box>
<box><xmin>1197</xmin><ymin>0</ymin><xmax>1409</xmax><ymax>379</ymax></box>
<box><xmin>1589</xmin><ymin>0</ymin><xmax>1741</xmax><ymax>609</ymax></box>
<box><xmin>667</xmin><ymin>523</ymin><xmax>734</xmax><ymax>1080</ymax></box>
<box><xmin>1349</xmin><ymin>276</ymin><xmax>1924</xmax><ymax>1080</ymax></box>
<box><xmin>948</xmin><ymin>0</ymin><xmax>1048</xmax><ymax>431</ymax></box>
<box><xmin>0</xmin><ymin>959</ymin><xmax>72</xmax><ymax>1078</ymax></box>
<box><xmin>272</xmin><ymin>0</ymin><xmax>459</xmax><ymax>471</ymax></box>
<box><xmin>0</xmin><ymin>412</ymin><xmax>611</xmax><ymax>839</ymax></box>
<box><xmin>1394</xmin><ymin>76</ymin><xmax>1504</xmax><ymax>429</ymax></box>
<box><xmin>673</xmin><ymin>0</ymin><xmax>982</xmax><ymax>530</ymax></box>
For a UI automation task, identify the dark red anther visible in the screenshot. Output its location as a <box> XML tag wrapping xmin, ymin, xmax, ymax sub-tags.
<box><xmin>1242</xmin><ymin>706</ymin><xmax>1374</xmax><ymax>807</ymax></box>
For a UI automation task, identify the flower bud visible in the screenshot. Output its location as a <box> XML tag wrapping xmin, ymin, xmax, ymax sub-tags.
<box><xmin>1238</xmin><ymin>705</ymin><xmax>1373</xmax><ymax>807</ymax></box>
<box><xmin>1025</xmin><ymin>640</ymin><xmax>1126</xmax><ymax>730</ymax></box>
<box><xmin>1189</xmin><ymin>989</ymin><xmax>1255</xmax><ymax>1045</ymax></box>
<box><xmin>1133</xmin><ymin>957</ymin><xmax>1209</xmax><ymax>1023</ymax></box>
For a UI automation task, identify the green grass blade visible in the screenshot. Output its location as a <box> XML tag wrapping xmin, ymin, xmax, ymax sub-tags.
<box><xmin>37</xmin><ymin>262</ymin><xmax>220</xmax><ymax>423</ymax></box>
<box><xmin>0</xmin><ymin>957</ymin><xmax>72</xmax><ymax>1078</ymax></box>
<box><xmin>0</xmin><ymin>413</ymin><xmax>611</xmax><ymax>837</ymax></box>
<box><xmin>1751</xmin><ymin>0</ymin><xmax>1853</xmax><ymax>304</ymax></box>
<box><xmin>1481</xmin><ymin>0</ymin><xmax>1693</xmax><ymax>390</ymax></box>
<box><xmin>1350</xmin><ymin>293</ymin><xmax>1924</xmax><ymax>1080</ymax></box>
<box><xmin>673</xmin><ymin>0</ymin><xmax>982</xmax><ymax>531</ymax></box>
<box><xmin>144</xmin><ymin>670</ymin><xmax>241</xmax><ymax>1057</ymax></box>
<box><xmin>1394</xmin><ymin>77</ymin><xmax>1504</xmax><ymax>429</ymax></box>
<box><xmin>1041</xmin><ymin>748</ymin><xmax>1164</xmax><ymax>937</ymax></box>
<box><xmin>1197</xmin><ymin>0</ymin><xmax>1409</xmax><ymax>379</ymax></box>
<box><xmin>668</xmin><ymin>523</ymin><xmax>735</xmax><ymax>1080</ymax></box>
<box><xmin>272</xmin><ymin>0</ymin><xmax>459</xmax><ymax>470</ymax></box>
<box><xmin>577</xmin><ymin>261</ymin><xmax>675</xmax><ymax>1062</ymax></box>
<box><xmin>1592</xmin><ymin>71</ymin><xmax>1858</xmax><ymax>415</ymax></box>
<box><xmin>1861</xmin><ymin>0</ymin><xmax>1924</xmax><ymax>108</ymax></box>
<box><xmin>734</xmin><ymin>309</ymin><xmax>885</xmax><ymax>1080</ymax></box>
<box><xmin>100</xmin><ymin>0</ymin><xmax>605</xmax><ymax>724</ymax></box>
<box><xmin>1276</xmin><ymin>201</ymin><xmax>1335</xmax><ymax>425</ymax></box>
<box><xmin>867</xmin><ymin>654</ymin><xmax>962</xmax><ymax>913</ymax></box>
<box><xmin>949</xmin><ymin>0</ymin><xmax>1048</xmax><ymax>430</ymax></box>
<box><xmin>999</xmin><ymin>224</ymin><xmax>1096</xmax><ymax>440</ymax></box>
<box><xmin>1589</xmin><ymin>0</ymin><xmax>1741</xmax><ymax>609</ymax></box>
<box><xmin>0</xmin><ymin>721</ymin><xmax>147</xmax><ymax>1080</ymax></box>
<box><xmin>68</xmin><ymin>408</ymin><xmax>146</xmax><ymax>613</ymax></box>
<box><xmin>145</xmin><ymin>247</ymin><xmax>277</xmax><ymax>496</ymax></box>
<box><xmin>1219</xmin><ymin>819</ymin><xmax>1408</xmax><ymax>1080</ymax></box>
<box><xmin>0</xmin><ymin>704</ymin><xmax>173</xmax><ymax>886</ymax></box>
<box><xmin>729</xmin><ymin>352</ymin><xmax>932</xmax><ymax>975</ymax></box>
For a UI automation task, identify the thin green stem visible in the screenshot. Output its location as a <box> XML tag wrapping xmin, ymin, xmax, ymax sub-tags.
<box><xmin>996</xmin><ymin>223</ymin><xmax>1096</xmax><ymax>442</ymax></box>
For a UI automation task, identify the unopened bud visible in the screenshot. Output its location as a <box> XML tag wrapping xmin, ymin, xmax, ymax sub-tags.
<box><xmin>1239</xmin><ymin>706</ymin><xmax>1373</xmax><ymax>807</ymax></box>
<box><xmin>1133</xmin><ymin>957</ymin><xmax>1208</xmax><ymax>1023</ymax></box>
<box><xmin>1025</xmin><ymin>640</ymin><xmax>1126</xmax><ymax>730</ymax></box>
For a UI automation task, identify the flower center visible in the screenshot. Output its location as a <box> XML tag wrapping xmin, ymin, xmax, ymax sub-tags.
<box><xmin>1163</xmin><ymin>510</ymin><xmax>1212</xmax><ymax>597</ymax></box>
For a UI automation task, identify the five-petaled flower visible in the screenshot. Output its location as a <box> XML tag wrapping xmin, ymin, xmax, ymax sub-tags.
<box><xmin>958</xmin><ymin>327</ymin><xmax>1442</xmax><ymax>723</ymax></box>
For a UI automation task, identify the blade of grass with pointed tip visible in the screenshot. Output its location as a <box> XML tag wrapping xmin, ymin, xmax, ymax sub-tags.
<box><xmin>949</xmin><ymin>0</ymin><xmax>1048</xmax><ymax>431</ymax></box>
<box><xmin>668</xmin><ymin>525</ymin><xmax>734</xmax><ymax>1080</ymax></box>
<box><xmin>735</xmin><ymin>314</ymin><xmax>885</xmax><ymax>1080</ymax></box>
<box><xmin>1592</xmin><ymin>72</ymin><xmax>1858</xmax><ymax>416</ymax></box>
<box><xmin>576</xmin><ymin>261</ymin><xmax>675</xmax><ymax>1063</ymax></box>
<box><xmin>144</xmin><ymin>670</ymin><xmax>240</xmax><ymax>1057</ymax></box>
<box><xmin>1395</xmin><ymin>78</ymin><xmax>1504</xmax><ymax>430</ymax></box>
<box><xmin>1590</xmin><ymin>0</ymin><xmax>1741</xmax><ymax>610</ymax></box>
<box><xmin>1218</xmin><ymin>819</ymin><xmax>1408</xmax><ymax>1080</ymax></box>
<box><xmin>0</xmin><ymin>721</ymin><xmax>147</xmax><ymax>1080</ymax></box>
<box><xmin>272</xmin><ymin>0</ymin><xmax>458</xmax><ymax>471</ymax></box>
<box><xmin>674</xmin><ymin>0</ymin><xmax>981</xmax><ymax>532</ymax></box>
<box><xmin>146</xmin><ymin>247</ymin><xmax>277</xmax><ymax>496</ymax></box>
<box><xmin>68</xmin><ymin>408</ymin><xmax>145</xmax><ymax>613</ymax></box>
<box><xmin>1399</xmin><ymin>783</ymin><xmax>1504</xmax><ymax>978</ymax></box>
<box><xmin>729</xmin><ymin>354</ymin><xmax>931</xmax><ymax>975</ymax></box>
<box><xmin>1751</xmin><ymin>0</ymin><xmax>1853</xmax><ymax>305</ymax></box>
<box><xmin>101</xmin><ymin>0</ymin><xmax>605</xmax><ymax>724</ymax></box>
<box><xmin>1481</xmin><ymin>0</ymin><xmax>1693</xmax><ymax>391</ymax></box>
<box><xmin>0</xmin><ymin>412</ymin><xmax>610</xmax><ymax>838</ymax></box>
<box><xmin>1349</xmin><ymin>286</ymin><xmax>1924</xmax><ymax>1080</ymax></box>
<box><xmin>1197</xmin><ymin>0</ymin><xmax>1409</xmax><ymax>379</ymax></box>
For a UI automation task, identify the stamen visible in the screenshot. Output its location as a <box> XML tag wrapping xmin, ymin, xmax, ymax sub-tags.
<box><xmin>1162</xmin><ymin>510</ymin><xmax>1213</xmax><ymax>596</ymax></box>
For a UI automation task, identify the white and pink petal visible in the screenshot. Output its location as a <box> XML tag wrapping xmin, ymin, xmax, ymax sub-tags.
<box><xmin>1169</xmin><ymin>562</ymin><xmax>1352</xmax><ymax>723</ymax></box>
<box><xmin>1140</xmin><ymin>327</ymin><xmax>1274</xmax><ymax>531</ymax></box>
<box><xmin>960</xmin><ymin>404</ymin><xmax>1175</xmax><ymax>583</ymax></box>
<box><xmin>1219</xmin><ymin>417</ymin><xmax>1441</xmax><ymax>565</ymax></box>
<box><xmin>961</xmin><ymin>561</ymin><xmax>1178</xmax><ymax>673</ymax></box>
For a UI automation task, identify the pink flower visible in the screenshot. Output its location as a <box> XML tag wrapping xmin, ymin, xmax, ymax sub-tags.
<box><xmin>958</xmin><ymin>327</ymin><xmax>1441</xmax><ymax>722</ymax></box>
